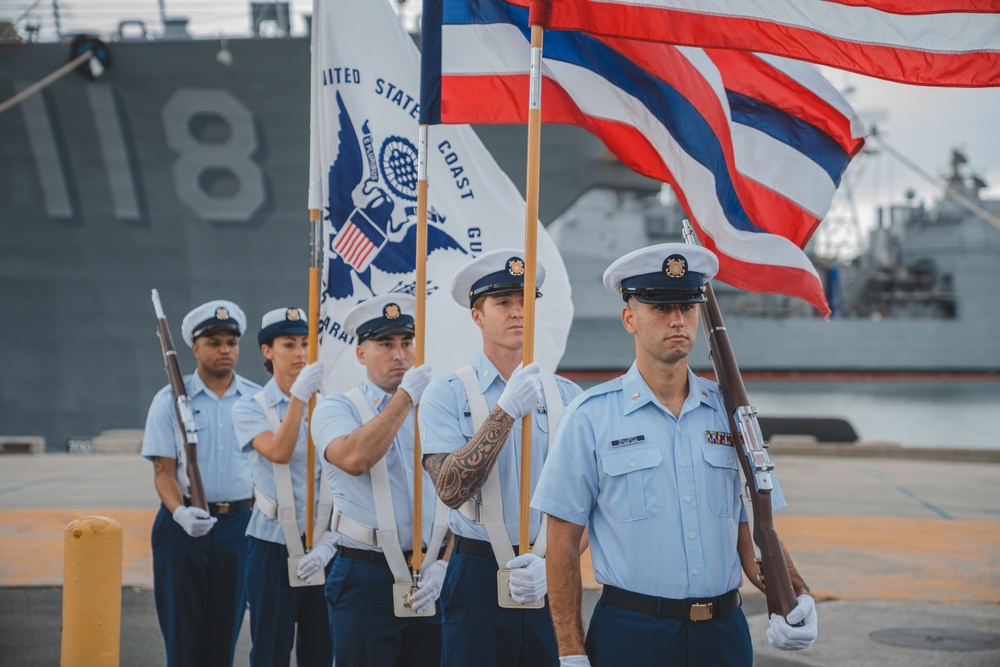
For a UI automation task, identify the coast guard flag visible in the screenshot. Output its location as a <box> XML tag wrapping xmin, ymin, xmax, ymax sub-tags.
<box><xmin>422</xmin><ymin>0</ymin><xmax>866</xmax><ymax>315</ymax></box>
<box><xmin>307</xmin><ymin>0</ymin><xmax>573</xmax><ymax>392</ymax></box>
<box><xmin>524</xmin><ymin>0</ymin><xmax>1000</xmax><ymax>88</ymax></box>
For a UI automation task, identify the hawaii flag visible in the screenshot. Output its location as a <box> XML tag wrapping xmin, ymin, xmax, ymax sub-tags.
<box><xmin>307</xmin><ymin>0</ymin><xmax>573</xmax><ymax>392</ymax></box>
<box><xmin>422</xmin><ymin>0</ymin><xmax>866</xmax><ymax>315</ymax></box>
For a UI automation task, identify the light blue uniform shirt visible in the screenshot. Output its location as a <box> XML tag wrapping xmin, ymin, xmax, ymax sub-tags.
<box><xmin>231</xmin><ymin>378</ymin><xmax>324</xmax><ymax>545</ymax></box>
<box><xmin>419</xmin><ymin>351</ymin><xmax>582</xmax><ymax>545</ymax></box>
<box><xmin>310</xmin><ymin>379</ymin><xmax>437</xmax><ymax>552</ymax></box>
<box><xmin>141</xmin><ymin>372</ymin><xmax>259</xmax><ymax>502</ymax></box>
<box><xmin>532</xmin><ymin>363</ymin><xmax>785</xmax><ymax>600</ymax></box>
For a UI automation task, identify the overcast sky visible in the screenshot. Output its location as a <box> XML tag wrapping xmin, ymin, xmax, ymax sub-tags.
<box><xmin>4</xmin><ymin>0</ymin><xmax>999</xmax><ymax>253</ymax></box>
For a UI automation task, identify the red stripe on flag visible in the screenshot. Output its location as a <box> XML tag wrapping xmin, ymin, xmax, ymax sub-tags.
<box><xmin>534</xmin><ymin>3</ymin><xmax>1000</xmax><ymax>87</ymax></box>
<box><xmin>578</xmin><ymin>37</ymin><xmax>828</xmax><ymax>244</ymax></box>
<box><xmin>706</xmin><ymin>51</ymin><xmax>865</xmax><ymax>158</ymax></box>
<box><xmin>442</xmin><ymin>73</ymin><xmax>830</xmax><ymax>313</ymax></box>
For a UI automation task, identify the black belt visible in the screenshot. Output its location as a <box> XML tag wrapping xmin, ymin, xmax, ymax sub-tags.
<box><xmin>601</xmin><ymin>586</ymin><xmax>741</xmax><ymax>622</ymax></box>
<box><xmin>340</xmin><ymin>545</ymin><xmax>447</xmax><ymax>566</ymax></box>
<box><xmin>454</xmin><ymin>536</ymin><xmax>530</xmax><ymax>558</ymax></box>
<box><xmin>183</xmin><ymin>497</ymin><xmax>254</xmax><ymax>517</ymax></box>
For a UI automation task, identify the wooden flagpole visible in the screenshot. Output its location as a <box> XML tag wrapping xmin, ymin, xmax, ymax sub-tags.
<box><xmin>519</xmin><ymin>24</ymin><xmax>544</xmax><ymax>554</ymax></box>
<box><xmin>304</xmin><ymin>0</ymin><xmax>322</xmax><ymax>551</ymax></box>
<box><xmin>411</xmin><ymin>124</ymin><xmax>430</xmax><ymax>571</ymax></box>
<box><xmin>305</xmin><ymin>208</ymin><xmax>322</xmax><ymax>549</ymax></box>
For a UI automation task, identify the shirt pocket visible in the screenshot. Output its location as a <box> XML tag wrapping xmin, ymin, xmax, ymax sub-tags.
<box><xmin>600</xmin><ymin>447</ymin><xmax>664</xmax><ymax>522</ymax></box>
<box><xmin>701</xmin><ymin>445</ymin><xmax>740</xmax><ymax>518</ymax></box>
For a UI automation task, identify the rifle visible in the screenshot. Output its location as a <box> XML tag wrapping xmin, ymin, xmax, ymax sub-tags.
<box><xmin>151</xmin><ymin>289</ymin><xmax>208</xmax><ymax>511</ymax></box>
<box><xmin>682</xmin><ymin>222</ymin><xmax>798</xmax><ymax>620</ymax></box>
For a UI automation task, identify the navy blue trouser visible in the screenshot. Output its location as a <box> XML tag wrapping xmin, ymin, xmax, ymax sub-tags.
<box><xmin>245</xmin><ymin>536</ymin><xmax>333</xmax><ymax>667</ymax></box>
<box><xmin>439</xmin><ymin>549</ymin><xmax>558</xmax><ymax>667</ymax></box>
<box><xmin>585</xmin><ymin>594</ymin><xmax>753</xmax><ymax>666</ymax></box>
<box><xmin>325</xmin><ymin>551</ymin><xmax>442</xmax><ymax>667</ymax></box>
<box><xmin>151</xmin><ymin>504</ymin><xmax>251</xmax><ymax>667</ymax></box>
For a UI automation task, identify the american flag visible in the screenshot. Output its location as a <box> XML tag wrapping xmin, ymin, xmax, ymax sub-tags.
<box><xmin>330</xmin><ymin>208</ymin><xmax>388</xmax><ymax>272</ymax></box>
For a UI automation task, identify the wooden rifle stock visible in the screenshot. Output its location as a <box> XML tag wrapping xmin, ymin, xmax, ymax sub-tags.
<box><xmin>699</xmin><ymin>282</ymin><xmax>797</xmax><ymax>619</ymax></box>
<box><xmin>151</xmin><ymin>289</ymin><xmax>208</xmax><ymax>511</ymax></box>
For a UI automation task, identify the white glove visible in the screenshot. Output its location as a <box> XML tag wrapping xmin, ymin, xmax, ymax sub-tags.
<box><xmin>172</xmin><ymin>505</ymin><xmax>216</xmax><ymax>538</ymax></box>
<box><xmin>398</xmin><ymin>364</ymin><xmax>433</xmax><ymax>406</ymax></box>
<box><xmin>497</xmin><ymin>363</ymin><xmax>544</xmax><ymax>420</ymax></box>
<box><xmin>559</xmin><ymin>657</ymin><xmax>591</xmax><ymax>667</ymax></box>
<box><xmin>409</xmin><ymin>559</ymin><xmax>448</xmax><ymax>613</ymax></box>
<box><xmin>767</xmin><ymin>594</ymin><xmax>818</xmax><ymax>651</ymax></box>
<box><xmin>290</xmin><ymin>362</ymin><xmax>325</xmax><ymax>402</ymax></box>
<box><xmin>506</xmin><ymin>552</ymin><xmax>547</xmax><ymax>604</ymax></box>
<box><xmin>296</xmin><ymin>531</ymin><xmax>337</xmax><ymax>581</ymax></box>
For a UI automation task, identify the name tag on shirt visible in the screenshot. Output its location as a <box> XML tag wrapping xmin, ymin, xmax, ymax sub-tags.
<box><xmin>610</xmin><ymin>434</ymin><xmax>645</xmax><ymax>448</ymax></box>
<box><xmin>705</xmin><ymin>430</ymin><xmax>735</xmax><ymax>446</ymax></box>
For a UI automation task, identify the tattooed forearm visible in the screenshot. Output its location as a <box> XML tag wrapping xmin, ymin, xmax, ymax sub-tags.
<box><xmin>423</xmin><ymin>405</ymin><xmax>514</xmax><ymax>509</ymax></box>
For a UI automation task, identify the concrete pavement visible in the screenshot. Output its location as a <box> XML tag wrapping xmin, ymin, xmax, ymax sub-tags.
<box><xmin>1</xmin><ymin>451</ymin><xmax>998</xmax><ymax>665</ymax></box>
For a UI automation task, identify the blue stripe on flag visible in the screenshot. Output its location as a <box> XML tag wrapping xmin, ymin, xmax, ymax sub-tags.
<box><xmin>525</xmin><ymin>10</ymin><xmax>761</xmax><ymax>234</ymax></box>
<box><xmin>727</xmin><ymin>92</ymin><xmax>850</xmax><ymax>186</ymax></box>
<box><xmin>419</xmin><ymin>0</ymin><xmax>444</xmax><ymax>124</ymax></box>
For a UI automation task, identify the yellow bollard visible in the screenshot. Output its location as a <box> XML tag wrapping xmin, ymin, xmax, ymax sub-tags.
<box><xmin>61</xmin><ymin>516</ymin><xmax>122</xmax><ymax>667</ymax></box>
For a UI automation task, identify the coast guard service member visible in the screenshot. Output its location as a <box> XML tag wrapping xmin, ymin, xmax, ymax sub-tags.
<box><xmin>533</xmin><ymin>244</ymin><xmax>818</xmax><ymax>667</ymax></box>
<box><xmin>310</xmin><ymin>293</ymin><xmax>450</xmax><ymax>667</ymax></box>
<box><xmin>419</xmin><ymin>249</ymin><xmax>582</xmax><ymax>667</ymax></box>
<box><xmin>141</xmin><ymin>300</ymin><xmax>260</xmax><ymax>667</ymax></box>
<box><xmin>231</xmin><ymin>307</ymin><xmax>334</xmax><ymax>667</ymax></box>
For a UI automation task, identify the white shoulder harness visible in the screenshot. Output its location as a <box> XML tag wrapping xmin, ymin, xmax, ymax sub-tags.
<box><xmin>453</xmin><ymin>365</ymin><xmax>564</xmax><ymax>569</ymax></box>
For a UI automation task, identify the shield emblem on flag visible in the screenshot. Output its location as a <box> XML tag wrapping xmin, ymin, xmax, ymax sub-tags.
<box><xmin>330</xmin><ymin>206</ymin><xmax>389</xmax><ymax>272</ymax></box>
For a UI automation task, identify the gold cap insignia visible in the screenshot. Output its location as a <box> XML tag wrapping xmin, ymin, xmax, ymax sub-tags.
<box><xmin>384</xmin><ymin>303</ymin><xmax>400</xmax><ymax>319</ymax></box>
<box><xmin>286</xmin><ymin>308</ymin><xmax>301</xmax><ymax>320</ymax></box>
<box><xmin>507</xmin><ymin>258</ymin><xmax>525</xmax><ymax>276</ymax></box>
<box><xmin>664</xmin><ymin>254</ymin><xmax>687</xmax><ymax>279</ymax></box>
<box><xmin>216</xmin><ymin>307</ymin><xmax>230</xmax><ymax>320</ymax></box>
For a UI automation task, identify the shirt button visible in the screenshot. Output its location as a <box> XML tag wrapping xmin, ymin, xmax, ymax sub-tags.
<box><xmin>679</xmin><ymin>460</ymin><xmax>687</xmax><ymax>467</ymax></box>
<box><xmin>688</xmin><ymin>532</ymin><xmax>696</xmax><ymax>539</ymax></box>
<box><xmin>675</xmin><ymin>424</ymin><xmax>681</xmax><ymax>431</ymax></box>
<box><xmin>629</xmin><ymin>460</ymin><xmax>636</xmax><ymax>468</ymax></box>
<box><xmin>693</xmin><ymin>569</ymin><xmax>699</xmax><ymax>576</ymax></box>
<box><xmin>685</xmin><ymin>496</ymin><xmax>692</xmax><ymax>503</ymax></box>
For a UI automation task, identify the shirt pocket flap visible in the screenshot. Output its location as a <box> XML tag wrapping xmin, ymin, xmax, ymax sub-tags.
<box><xmin>702</xmin><ymin>445</ymin><xmax>739</xmax><ymax>470</ymax></box>
<box><xmin>601</xmin><ymin>447</ymin><xmax>662</xmax><ymax>477</ymax></box>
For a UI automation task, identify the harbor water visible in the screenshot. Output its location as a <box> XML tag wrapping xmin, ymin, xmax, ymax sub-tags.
<box><xmin>743</xmin><ymin>380</ymin><xmax>1000</xmax><ymax>449</ymax></box>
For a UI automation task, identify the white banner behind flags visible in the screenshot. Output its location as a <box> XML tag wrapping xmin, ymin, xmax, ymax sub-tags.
<box><xmin>309</xmin><ymin>0</ymin><xmax>573</xmax><ymax>393</ymax></box>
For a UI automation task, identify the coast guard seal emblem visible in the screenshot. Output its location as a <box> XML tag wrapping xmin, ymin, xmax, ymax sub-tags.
<box><xmin>663</xmin><ymin>255</ymin><xmax>687</xmax><ymax>278</ymax></box>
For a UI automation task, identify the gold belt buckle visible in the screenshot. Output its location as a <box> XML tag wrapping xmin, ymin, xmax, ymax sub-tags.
<box><xmin>214</xmin><ymin>501</ymin><xmax>230</xmax><ymax>514</ymax></box>
<box><xmin>689</xmin><ymin>602</ymin><xmax>713</xmax><ymax>621</ymax></box>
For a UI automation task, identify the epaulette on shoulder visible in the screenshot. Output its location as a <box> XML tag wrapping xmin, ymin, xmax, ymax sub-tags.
<box><xmin>574</xmin><ymin>376</ymin><xmax>624</xmax><ymax>408</ymax></box>
<box><xmin>238</xmin><ymin>375</ymin><xmax>264</xmax><ymax>392</ymax></box>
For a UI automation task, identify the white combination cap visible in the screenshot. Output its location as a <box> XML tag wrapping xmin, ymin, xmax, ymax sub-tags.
<box><xmin>343</xmin><ymin>293</ymin><xmax>416</xmax><ymax>341</ymax></box>
<box><xmin>602</xmin><ymin>244</ymin><xmax>719</xmax><ymax>304</ymax></box>
<box><xmin>449</xmin><ymin>248</ymin><xmax>546</xmax><ymax>308</ymax></box>
<box><xmin>180</xmin><ymin>300</ymin><xmax>246</xmax><ymax>347</ymax></box>
<box><xmin>257</xmin><ymin>307</ymin><xmax>308</xmax><ymax>347</ymax></box>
